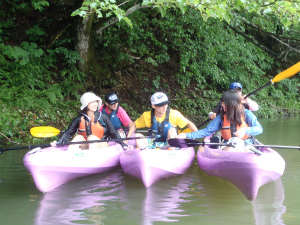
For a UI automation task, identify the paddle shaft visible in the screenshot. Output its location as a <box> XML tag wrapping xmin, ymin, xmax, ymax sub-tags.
<box><xmin>169</xmin><ymin>138</ymin><xmax>300</xmax><ymax>150</ymax></box>
<box><xmin>252</xmin><ymin>144</ymin><xmax>300</xmax><ymax>149</ymax></box>
<box><xmin>0</xmin><ymin>135</ymin><xmax>159</xmax><ymax>153</ymax></box>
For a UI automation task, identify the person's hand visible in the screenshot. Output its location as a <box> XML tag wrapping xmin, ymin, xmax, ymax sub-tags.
<box><xmin>176</xmin><ymin>133</ymin><xmax>187</xmax><ymax>139</ymax></box>
<box><xmin>50</xmin><ymin>141</ymin><xmax>57</xmax><ymax>147</ymax></box>
<box><xmin>123</xmin><ymin>140</ymin><xmax>129</xmax><ymax>145</ymax></box>
<box><xmin>209</xmin><ymin>113</ymin><xmax>217</xmax><ymax>120</ymax></box>
<box><xmin>241</xmin><ymin>95</ymin><xmax>249</xmax><ymax>104</ymax></box>
<box><xmin>233</xmin><ymin>128</ymin><xmax>246</xmax><ymax>139</ymax></box>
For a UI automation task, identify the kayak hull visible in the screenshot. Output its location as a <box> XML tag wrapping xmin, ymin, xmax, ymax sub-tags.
<box><xmin>23</xmin><ymin>143</ymin><xmax>123</xmax><ymax>192</ymax></box>
<box><xmin>197</xmin><ymin>142</ymin><xmax>285</xmax><ymax>201</ymax></box>
<box><xmin>120</xmin><ymin>147</ymin><xmax>195</xmax><ymax>188</ymax></box>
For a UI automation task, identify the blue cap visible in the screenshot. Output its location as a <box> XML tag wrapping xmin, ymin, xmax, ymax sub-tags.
<box><xmin>229</xmin><ymin>82</ymin><xmax>242</xmax><ymax>90</ymax></box>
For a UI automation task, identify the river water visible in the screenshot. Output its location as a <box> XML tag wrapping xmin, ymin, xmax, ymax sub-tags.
<box><xmin>0</xmin><ymin>117</ymin><xmax>299</xmax><ymax>225</ymax></box>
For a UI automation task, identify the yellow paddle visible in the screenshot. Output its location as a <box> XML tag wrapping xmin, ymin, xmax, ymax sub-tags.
<box><xmin>179</xmin><ymin>61</ymin><xmax>300</xmax><ymax>134</ymax></box>
<box><xmin>30</xmin><ymin>126</ymin><xmax>60</xmax><ymax>137</ymax></box>
<box><xmin>245</xmin><ymin>61</ymin><xmax>300</xmax><ymax>98</ymax></box>
<box><xmin>30</xmin><ymin>126</ymin><xmax>152</xmax><ymax>138</ymax></box>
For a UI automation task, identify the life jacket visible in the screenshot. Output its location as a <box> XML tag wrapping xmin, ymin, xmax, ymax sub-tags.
<box><xmin>77</xmin><ymin>113</ymin><xmax>105</xmax><ymax>140</ymax></box>
<box><xmin>102</xmin><ymin>105</ymin><xmax>125</xmax><ymax>131</ymax></box>
<box><xmin>150</xmin><ymin>107</ymin><xmax>172</xmax><ymax>142</ymax></box>
<box><xmin>220</xmin><ymin>114</ymin><xmax>249</xmax><ymax>140</ymax></box>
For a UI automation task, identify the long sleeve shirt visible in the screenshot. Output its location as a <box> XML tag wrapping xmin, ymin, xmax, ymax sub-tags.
<box><xmin>187</xmin><ymin>109</ymin><xmax>263</xmax><ymax>145</ymax></box>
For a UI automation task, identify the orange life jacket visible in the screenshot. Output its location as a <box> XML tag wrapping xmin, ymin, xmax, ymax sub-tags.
<box><xmin>77</xmin><ymin>115</ymin><xmax>104</xmax><ymax>140</ymax></box>
<box><xmin>221</xmin><ymin>115</ymin><xmax>249</xmax><ymax>140</ymax></box>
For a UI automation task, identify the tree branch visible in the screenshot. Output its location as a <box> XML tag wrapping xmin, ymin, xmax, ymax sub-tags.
<box><xmin>95</xmin><ymin>4</ymin><xmax>152</xmax><ymax>34</ymax></box>
<box><xmin>0</xmin><ymin>131</ymin><xmax>20</xmax><ymax>145</ymax></box>
<box><xmin>233</xmin><ymin>12</ymin><xmax>300</xmax><ymax>56</ymax></box>
<box><xmin>223</xmin><ymin>22</ymin><xmax>278</xmax><ymax>57</ymax></box>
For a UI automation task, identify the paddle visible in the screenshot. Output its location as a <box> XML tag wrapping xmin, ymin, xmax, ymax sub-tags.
<box><xmin>168</xmin><ymin>138</ymin><xmax>263</xmax><ymax>155</ymax></box>
<box><xmin>179</xmin><ymin>61</ymin><xmax>300</xmax><ymax>133</ymax></box>
<box><xmin>168</xmin><ymin>138</ymin><xmax>231</xmax><ymax>148</ymax></box>
<box><xmin>168</xmin><ymin>138</ymin><xmax>300</xmax><ymax>150</ymax></box>
<box><xmin>30</xmin><ymin>126</ymin><xmax>61</xmax><ymax>137</ymax></box>
<box><xmin>0</xmin><ymin>135</ymin><xmax>160</xmax><ymax>154</ymax></box>
<box><xmin>30</xmin><ymin>126</ymin><xmax>154</xmax><ymax>138</ymax></box>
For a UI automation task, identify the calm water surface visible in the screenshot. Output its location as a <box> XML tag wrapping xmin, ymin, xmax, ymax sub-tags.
<box><xmin>0</xmin><ymin>117</ymin><xmax>299</xmax><ymax>225</ymax></box>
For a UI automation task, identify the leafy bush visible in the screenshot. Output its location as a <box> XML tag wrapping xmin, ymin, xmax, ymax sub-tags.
<box><xmin>0</xmin><ymin>41</ymin><xmax>86</xmax><ymax>144</ymax></box>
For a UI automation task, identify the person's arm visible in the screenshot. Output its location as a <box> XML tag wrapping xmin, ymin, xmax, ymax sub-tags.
<box><xmin>246</xmin><ymin>99</ymin><xmax>259</xmax><ymax>111</ymax></box>
<box><xmin>127</xmin><ymin>121</ymin><xmax>133</xmax><ymax>128</ymax></box>
<box><xmin>126</xmin><ymin>122</ymin><xmax>137</xmax><ymax>138</ymax></box>
<box><xmin>51</xmin><ymin>116</ymin><xmax>80</xmax><ymax>146</ymax></box>
<box><xmin>208</xmin><ymin>100</ymin><xmax>222</xmax><ymax>119</ymax></box>
<box><xmin>242</xmin><ymin>96</ymin><xmax>259</xmax><ymax>111</ymax></box>
<box><xmin>235</xmin><ymin>109</ymin><xmax>263</xmax><ymax>139</ymax></box>
<box><xmin>187</xmin><ymin>121</ymin><xmax>198</xmax><ymax>132</ymax></box>
<box><xmin>186</xmin><ymin>115</ymin><xmax>222</xmax><ymax>139</ymax></box>
<box><xmin>101</xmin><ymin>114</ymin><xmax>128</xmax><ymax>148</ymax></box>
<box><xmin>208</xmin><ymin>112</ymin><xmax>217</xmax><ymax>120</ymax></box>
<box><xmin>244</xmin><ymin>109</ymin><xmax>263</xmax><ymax>136</ymax></box>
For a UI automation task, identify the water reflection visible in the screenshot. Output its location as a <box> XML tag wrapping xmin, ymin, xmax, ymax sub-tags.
<box><xmin>123</xmin><ymin>174</ymin><xmax>193</xmax><ymax>224</ymax></box>
<box><xmin>252</xmin><ymin>179</ymin><xmax>286</xmax><ymax>225</ymax></box>
<box><xmin>196</xmin><ymin>169</ymin><xmax>286</xmax><ymax>224</ymax></box>
<box><xmin>35</xmin><ymin>169</ymin><xmax>125</xmax><ymax>225</ymax></box>
<box><xmin>34</xmin><ymin>169</ymin><xmax>194</xmax><ymax>225</ymax></box>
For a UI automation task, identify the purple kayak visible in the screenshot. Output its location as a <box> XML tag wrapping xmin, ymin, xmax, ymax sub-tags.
<box><xmin>23</xmin><ymin>142</ymin><xmax>124</xmax><ymax>193</ymax></box>
<box><xmin>197</xmin><ymin>141</ymin><xmax>285</xmax><ymax>201</ymax></box>
<box><xmin>120</xmin><ymin>147</ymin><xmax>195</xmax><ymax>188</ymax></box>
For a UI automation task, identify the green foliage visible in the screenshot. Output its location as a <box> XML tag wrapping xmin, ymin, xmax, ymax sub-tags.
<box><xmin>99</xmin><ymin>8</ymin><xmax>274</xmax><ymax>91</ymax></box>
<box><xmin>72</xmin><ymin>0</ymin><xmax>300</xmax><ymax>30</ymax></box>
<box><xmin>26</xmin><ymin>25</ymin><xmax>46</xmax><ymax>42</ymax></box>
<box><xmin>0</xmin><ymin>40</ymin><xmax>86</xmax><ymax>144</ymax></box>
<box><xmin>1</xmin><ymin>0</ymin><xmax>300</xmax><ymax>146</ymax></box>
<box><xmin>31</xmin><ymin>0</ymin><xmax>49</xmax><ymax>11</ymax></box>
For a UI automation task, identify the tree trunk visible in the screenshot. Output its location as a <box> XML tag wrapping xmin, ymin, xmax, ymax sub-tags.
<box><xmin>75</xmin><ymin>13</ymin><xmax>111</xmax><ymax>84</ymax></box>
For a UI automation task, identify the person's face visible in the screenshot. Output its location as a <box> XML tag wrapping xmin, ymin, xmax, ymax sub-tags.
<box><xmin>235</xmin><ymin>88</ymin><xmax>242</xmax><ymax>97</ymax></box>
<box><xmin>152</xmin><ymin>104</ymin><xmax>168</xmax><ymax>114</ymax></box>
<box><xmin>105</xmin><ymin>102</ymin><xmax>118</xmax><ymax>112</ymax></box>
<box><xmin>87</xmin><ymin>100</ymin><xmax>99</xmax><ymax>112</ymax></box>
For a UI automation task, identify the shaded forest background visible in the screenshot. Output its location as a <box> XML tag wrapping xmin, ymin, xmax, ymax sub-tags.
<box><xmin>1</xmin><ymin>0</ymin><xmax>300</xmax><ymax>145</ymax></box>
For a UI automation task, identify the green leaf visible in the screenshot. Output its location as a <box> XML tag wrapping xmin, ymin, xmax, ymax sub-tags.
<box><xmin>114</xmin><ymin>11</ymin><xmax>123</xmax><ymax>21</ymax></box>
<box><xmin>123</xmin><ymin>17</ymin><xmax>133</xmax><ymax>28</ymax></box>
<box><xmin>159</xmin><ymin>7</ymin><xmax>167</xmax><ymax>17</ymax></box>
<box><xmin>263</xmin><ymin>8</ymin><xmax>272</xmax><ymax>14</ymax></box>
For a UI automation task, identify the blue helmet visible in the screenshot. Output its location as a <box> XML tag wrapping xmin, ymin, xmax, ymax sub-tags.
<box><xmin>229</xmin><ymin>82</ymin><xmax>242</xmax><ymax>90</ymax></box>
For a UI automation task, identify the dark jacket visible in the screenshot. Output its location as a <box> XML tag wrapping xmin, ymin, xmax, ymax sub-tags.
<box><xmin>57</xmin><ymin>111</ymin><xmax>125</xmax><ymax>147</ymax></box>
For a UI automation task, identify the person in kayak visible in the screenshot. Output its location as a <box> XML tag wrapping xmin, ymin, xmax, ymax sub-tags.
<box><xmin>125</xmin><ymin>92</ymin><xmax>198</xmax><ymax>149</ymax></box>
<box><xmin>50</xmin><ymin>92</ymin><xmax>126</xmax><ymax>150</ymax></box>
<box><xmin>99</xmin><ymin>92</ymin><xmax>133</xmax><ymax>138</ymax></box>
<box><xmin>208</xmin><ymin>82</ymin><xmax>258</xmax><ymax>120</ymax></box>
<box><xmin>177</xmin><ymin>90</ymin><xmax>263</xmax><ymax>151</ymax></box>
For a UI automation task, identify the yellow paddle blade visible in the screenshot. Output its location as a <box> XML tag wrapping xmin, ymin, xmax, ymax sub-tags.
<box><xmin>271</xmin><ymin>61</ymin><xmax>300</xmax><ymax>83</ymax></box>
<box><xmin>30</xmin><ymin>126</ymin><xmax>60</xmax><ymax>137</ymax></box>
